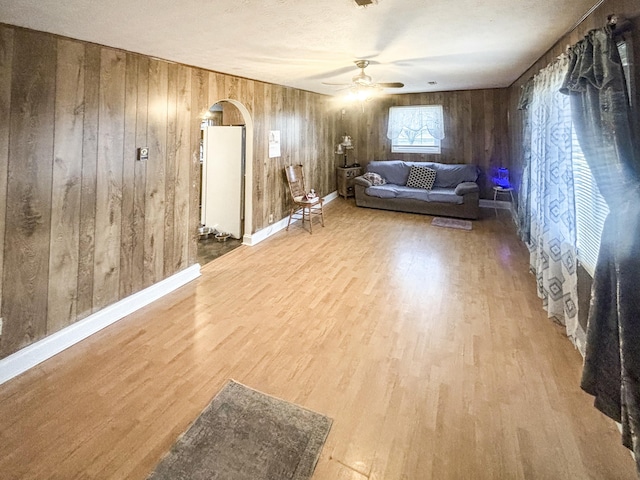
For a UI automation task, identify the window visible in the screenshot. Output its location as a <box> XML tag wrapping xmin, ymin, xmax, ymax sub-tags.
<box><xmin>572</xmin><ymin>127</ymin><xmax>609</xmax><ymax>276</ymax></box>
<box><xmin>387</xmin><ymin>105</ymin><xmax>444</xmax><ymax>154</ymax></box>
<box><xmin>572</xmin><ymin>39</ymin><xmax>630</xmax><ymax>276</ymax></box>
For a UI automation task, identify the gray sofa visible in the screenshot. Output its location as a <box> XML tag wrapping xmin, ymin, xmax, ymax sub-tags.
<box><xmin>353</xmin><ymin>160</ymin><xmax>480</xmax><ymax>220</ymax></box>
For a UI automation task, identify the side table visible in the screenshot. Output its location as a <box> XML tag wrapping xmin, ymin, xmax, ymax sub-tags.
<box><xmin>336</xmin><ymin>166</ymin><xmax>363</xmax><ymax>199</ymax></box>
<box><xmin>492</xmin><ymin>186</ymin><xmax>514</xmax><ymax>215</ymax></box>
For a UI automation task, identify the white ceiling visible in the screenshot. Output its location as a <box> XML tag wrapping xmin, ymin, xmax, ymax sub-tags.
<box><xmin>0</xmin><ymin>0</ymin><xmax>597</xmax><ymax>96</ymax></box>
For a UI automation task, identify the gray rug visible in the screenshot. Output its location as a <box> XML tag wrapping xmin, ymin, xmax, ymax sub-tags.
<box><xmin>147</xmin><ymin>380</ymin><xmax>332</xmax><ymax>480</ymax></box>
<box><xmin>431</xmin><ymin>217</ymin><xmax>473</xmax><ymax>230</ymax></box>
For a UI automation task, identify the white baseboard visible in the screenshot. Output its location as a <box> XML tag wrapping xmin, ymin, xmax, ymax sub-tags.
<box><xmin>322</xmin><ymin>191</ymin><xmax>339</xmax><ymax>203</ymax></box>
<box><xmin>0</xmin><ymin>264</ymin><xmax>201</xmax><ymax>386</ymax></box>
<box><xmin>242</xmin><ymin>191</ymin><xmax>338</xmax><ymax>246</ymax></box>
<box><xmin>242</xmin><ymin>217</ymin><xmax>290</xmax><ymax>246</ymax></box>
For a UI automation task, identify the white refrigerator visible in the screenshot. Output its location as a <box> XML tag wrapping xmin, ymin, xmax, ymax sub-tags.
<box><xmin>201</xmin><ymin>125</ymin><xmax>245</xmax><ymax>239</ymax></box>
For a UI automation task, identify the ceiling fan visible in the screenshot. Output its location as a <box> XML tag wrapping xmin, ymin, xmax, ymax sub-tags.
<box><xmin>322</xmin><ymin>60</ymin><xmax>404</xmax><ymax>91</ymax></box>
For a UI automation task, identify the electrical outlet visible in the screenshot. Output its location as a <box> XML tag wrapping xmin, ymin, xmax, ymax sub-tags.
<box><xmin>137</xmin><ymin>146</ymin><xmax>149</xmax><ymax>161</ymax></box>
<box><xmin>269</xmin><ymin>213</ymin><xmax>274</xmax><ymax>224</ymax></box>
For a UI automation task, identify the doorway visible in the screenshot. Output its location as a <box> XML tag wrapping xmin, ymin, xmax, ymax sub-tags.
<box><xmin>197</xmin><ymin>100</ymin><xmax>252</xmax><ymax>266</ymax></box>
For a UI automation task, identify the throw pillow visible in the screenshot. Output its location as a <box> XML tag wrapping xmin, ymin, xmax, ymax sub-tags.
<box><xmin>363</xmin><ymin>172</ymin><xmax>387</xmax><ymax>186</ymax></box>
<box><xmin>406</xmin><ymin>166</ymin><xmax>437</xmax><ymax>190</ymax></box>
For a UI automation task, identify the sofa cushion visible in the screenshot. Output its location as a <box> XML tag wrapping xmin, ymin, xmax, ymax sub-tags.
<box><xmin>365</xmin><ymin>185</ymin><xmax>399</xmax><ymax>199</ymax></box>
<box><xmin>396</xmin><ymin>186</ymin><xmax>463</xmax><ymax>204</ymax></box>
<box><xmin>427</xmin><ymin>187</ymin><xmax>464</xmax><ymax>204</ymax></box>
<box><xmin>367</xmin><ymin>161</ymin><xmax>411</xmax><ymax>186</ymax></box>
<box><xmin>365</xmin><ymin>185</ymin><xmax>463</xmax><ymax>204</ymax></box>
<box><xmin>431</xmin><ymin>164</ymin><xmax>479</xmax><ymax>188</ymax></box>
<box><xmin>406</xmin><ymin>166</ymin><xmax>436</xmax><ymax>190</ymax></box>
<box><xmin>394</xmin><ymin>186</ymin><xmax>431</xmax><ymax>201</ymax></box>
<box><xmin>362</xmin><ymin>172</ymin><xmax>386</xmax><ymax>186</ymax></box>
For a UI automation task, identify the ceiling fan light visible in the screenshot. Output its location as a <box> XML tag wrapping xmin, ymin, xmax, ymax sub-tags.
<box><xmin>358</xmin><ymin>90</ymin><xmax>370</xmax><ymax>101</ymax></box>
<box><xmin>353</xmin><ymin>73</ymin><xmax>372</xmax><ymax>85</ymax></box>
<box><xmin>348</xmin><ymin>88</ymin><xmax>371</xmax><ymax>102</ymax></box>
<box><xmin>334</xmin><ymin>60</ymin><xmax>398</xmax><ymax>99</ymax></box>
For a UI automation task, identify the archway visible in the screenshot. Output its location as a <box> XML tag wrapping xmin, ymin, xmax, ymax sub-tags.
<box><xmin>197</xmin><ymin>99</ymin><xmax>254</xmax><ymax>264</ymax></box>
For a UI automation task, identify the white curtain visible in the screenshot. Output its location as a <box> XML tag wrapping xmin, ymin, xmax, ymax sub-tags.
<box><xmin>526</xmin><ymin>56</ymin><xmax>584</xmax><ymax>354</ymax></box>
<box><xmin>386</xmin><ymin>105</ymin><xmax>445</xmax><ymax>141</ymax></box>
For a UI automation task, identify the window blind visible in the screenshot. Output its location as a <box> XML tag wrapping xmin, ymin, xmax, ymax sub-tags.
<box><xmin>617</xmin><ymin>39</ymin><xmax>632</xmax><ymax>106</ymax></box>
<box><xmin>572</xmin><ymin>127</ymin><xmax>609</xmax><ymax>277</ymax></box>
<box><xmin>571</xmin><ymin>39</ymin><xmax>631</xmax><ymax>277</ymax></box>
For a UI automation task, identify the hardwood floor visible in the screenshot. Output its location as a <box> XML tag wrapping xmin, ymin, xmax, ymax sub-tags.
<box><xmin>0</xmin><ymin>200</ymin><xmax>635</xmax><ymax>479</ymax></box>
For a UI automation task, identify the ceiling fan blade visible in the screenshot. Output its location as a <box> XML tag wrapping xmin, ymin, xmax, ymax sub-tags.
<box><xmin>306</xmin><ymin>65</ymin><xmax>360</xmax><ymax>81</ymax></box>
<box><xmin>321</xmin><ymin>60</ymin><xmax>404</xmax><ymax>94</ymax></box>
<box><xmin>377</xmin><ymin>82</ymin><xmax>404</xmax><ymax>88</ymax></box>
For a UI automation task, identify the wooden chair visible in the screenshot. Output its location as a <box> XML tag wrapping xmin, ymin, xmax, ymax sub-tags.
<box><xmin>285</xmin><ymin>164</ymin><xmax>324</xmax><ymax>233</ymax></box>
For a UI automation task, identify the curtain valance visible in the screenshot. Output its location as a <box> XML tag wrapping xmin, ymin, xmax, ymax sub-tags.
<box><xmin>386</xmin><ymin>105</ymin><xmax>445</xmax><ymax>141</ymax></box>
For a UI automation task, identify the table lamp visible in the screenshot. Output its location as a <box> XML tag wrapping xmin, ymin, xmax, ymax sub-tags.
<box><xmin>335</xmin><ymin>134</ymin><xmax>354</xmax><ymax>168</ymax></box>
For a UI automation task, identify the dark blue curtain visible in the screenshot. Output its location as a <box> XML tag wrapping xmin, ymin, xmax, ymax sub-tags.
<box><xmin>516</xmin><ymin>78</ymin><xmax>534</xmax><ymax>244</ymax></box>
<box><xmin>561</xmin><ymin>26</ymin><xmax>640</xmax><ymax>473</ymax></box>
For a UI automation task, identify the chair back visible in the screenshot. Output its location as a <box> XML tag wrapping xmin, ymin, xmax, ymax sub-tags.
<box><xmin>285</xmin><ymin>165</ymin><xmax>306</xmax><ymax>199</ymax></box>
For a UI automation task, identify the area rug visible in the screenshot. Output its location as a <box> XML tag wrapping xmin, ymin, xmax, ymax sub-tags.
<box><xmin>431</xmin><ymin>217</ymin><xmax>473</xmax><ymax>231</ymax></box>
<box><xmin>147</xmin><ymin>379</ymin><xmax>332</xmax><ymax>480</ymax></box>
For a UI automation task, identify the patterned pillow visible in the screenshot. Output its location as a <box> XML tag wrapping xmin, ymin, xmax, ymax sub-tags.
<box><xmin>363</xmin><ymin>172</ymin><xmax>387</xmax><ymax>186</ymax></box>
<box><xmin>406</xmin><ymin>166</ymin><xmax>437</xmax><ymax>190</ymax></box>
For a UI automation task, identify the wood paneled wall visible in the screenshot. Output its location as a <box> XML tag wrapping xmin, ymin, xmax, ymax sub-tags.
<box><xmin>0</xmin><ymin>24</ymin><xmax>339</xmax><ymax>359</ymax></box>
<box><xmin>339</xmin><ymin>89</ymin><xmax>510</xmax><ymax>198</ymax></box>
<box><xmin>507</xmin><ymin>0</ymin><xmax>640</xmax><ymax>206</ymax></box>
<box><xmin>221</xmin><ymin>103</ymin><xmax>244</xmax><ymax>126</ymax></box>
